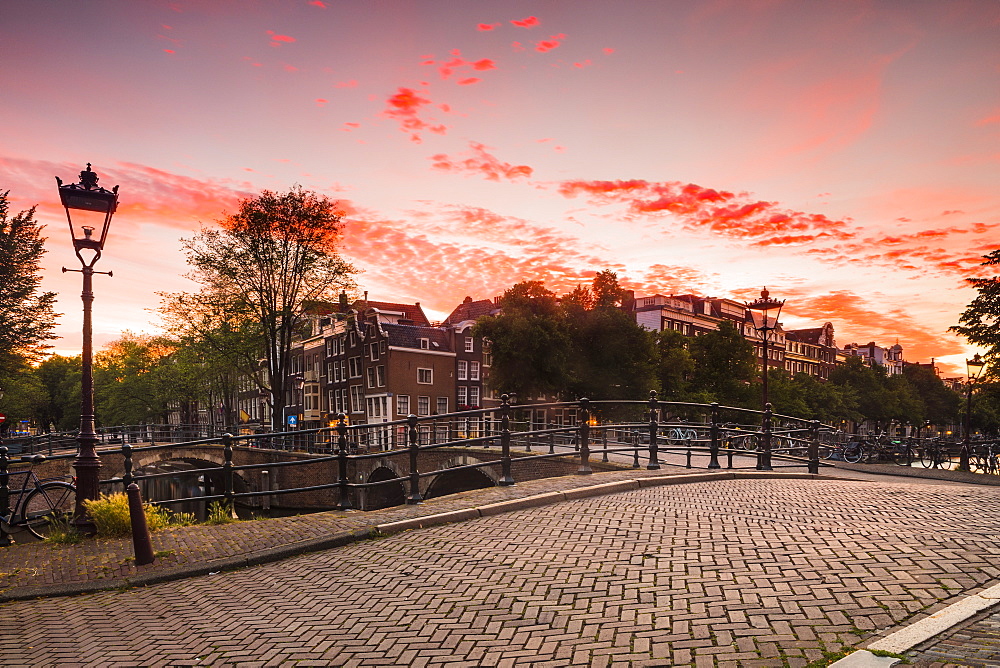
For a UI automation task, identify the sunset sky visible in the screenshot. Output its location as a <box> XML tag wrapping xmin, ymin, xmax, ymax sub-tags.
<box><xmin>2</xmin><ymin>0</ymin><xmax>998</xmax><ymax>376</ymax></box>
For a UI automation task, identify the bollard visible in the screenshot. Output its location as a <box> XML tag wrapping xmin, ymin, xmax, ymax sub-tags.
<box><xmin>602</xmin><ymin>432</ymin><xmax>609</xmax><ymax>462</ymax></box>
<box><xmin>757</xmin><ymin>404</ymin><xmax>773</xmax><ymax>471</ymax></box>
<box><xmin>126</xmin><ymin>483</ymin><xmax>155</xmax><ymax>566</ymax></box>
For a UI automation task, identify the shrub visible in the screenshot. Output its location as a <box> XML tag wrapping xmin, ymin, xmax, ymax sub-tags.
<box><xmin>83</xmin><ymin>492</ymin><xmax>195</xmax><ymax>538</ymax></box>
<box><xmin>205</xmin><ymin>500</ymin><xmax>238</xmax><ymax>525</ymax></box>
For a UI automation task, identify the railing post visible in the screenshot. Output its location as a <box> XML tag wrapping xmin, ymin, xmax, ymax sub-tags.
<box><xmin>222</xmin><ymin>433</ymin><xmax>235</xmax><ymax>507</ymax></box>
<box><xmin>336</xmin><ymin>413</ymin><xmax>352</xmax><ymax>510</ymax></box>
<box><xmin>602</xmin><ymin>431</ymin><xmax>609</xmax><ymax>463</ymax></box>
<box><xmin>708</xmin><ymin>403</ymin><xmax>721</xmax><ymax>469</ymax></box>
<box><xmin>578</xmin><ymin>398</ymin><xmax>592</xmax><ymax>474</ymax></box>
<box><xmin>647</xmin><ymin>390</ymin><xmax>660</xmax><ymax>470</ymax></box>
<box><xmin>122</xmin><ymin>442</ymin><xmax>134</xmax><ymax>488</ymax></box>
<box><xmin>499</xmin><ymin>395</ymin><xmax>514</xmax><ymax>485</ymax></box>
<box><xmin>0</xmin><ymin>447</ymin><xmax>10</xmax><ymax>547</ymax></box>
<box><xmin>757</xmin><ymin>405</ymin><xmax>773</xmax><ymax>471</ymax></box>
<box><xmin>549</xmin><ymin>431</ymin><xmax>555</xmax><ymax>454</ymax></box>
<box><xmin>406</xmin><ymin>415</ymin><xmax>422</xmax><ymax>504</ymax></box>
<box><xmin>808</xmin><ymin>420</ymin><xmax>820</xmax><ymax>475</ymax></box>
<box><xmin>632</xmin><ymin>430</ymin><xmax>640</xmax><ymax>469</ymax></box>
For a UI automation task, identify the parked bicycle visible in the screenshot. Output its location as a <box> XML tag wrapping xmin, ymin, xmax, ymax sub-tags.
<box><xmin>893</xmin><ymin>438</ymin><xmax>919</xmax><ymax>467</ymax></box>
<box><xmin>920</xmin><ymin>440</ymin><xmax>952</xmax><ymax>470</ymax></box>
<box><xmin>1</xmin><ymin>454</ymin><xmax>77</xmax><ymax>539</ymax></box>
<box><xmin>971</xmin><ymin>442</ymin><xmax>999</xmax><ymax>475</ymax></box>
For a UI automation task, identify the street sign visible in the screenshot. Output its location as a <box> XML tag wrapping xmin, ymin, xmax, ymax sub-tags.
<box><xmin>0</xmin><ymin>413</ymin><xmax>5</xmax><ymax>423</ymax></box>
<box><xmin>287</xmin><ymin>414</ymin><xmax>298</xmax><ymax>427</ymax></box>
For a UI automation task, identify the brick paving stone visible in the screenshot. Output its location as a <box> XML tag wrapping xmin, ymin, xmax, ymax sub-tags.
<box><xmin>2</xmin><ymin>475</ymin><xmax>1000</xmax><ymax>665</ymax></box>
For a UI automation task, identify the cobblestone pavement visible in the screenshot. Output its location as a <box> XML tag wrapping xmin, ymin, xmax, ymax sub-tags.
<box><xmin>906</xmin><ymin>604</ymin><xmax>1000</xmax><ymax>667</ymax></box>
<box><xmin>2</xmin><ymin>476</ymin><xmax>1000</xmax><ymax>666</ymax></box>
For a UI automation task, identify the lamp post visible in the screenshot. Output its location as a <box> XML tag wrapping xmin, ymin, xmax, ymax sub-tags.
<box><xmin>960</xmin><ymin>353</ymin><xmax>986</xmax><ymax>471</ymax></box>
<box><xmin>745</xmin><ymin>288</ymin><xmax>785</xmax><ymax>471</ymax></box>
<box><xmin>745</xmin><ymin>288</ymin><xmax>785</xmax><ymax>409</ymax></box>
<box><xmin>56</xmin><ymin>164</ymin><xmax>119</xmax><ymax>533</ymax></box>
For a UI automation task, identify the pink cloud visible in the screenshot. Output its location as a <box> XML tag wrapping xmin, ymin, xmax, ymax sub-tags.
<box><xmin>341</xmin><ymin>122</ymin><xmax>360</xmax><ymax>131</ymax></box>
<box><xmin>266</xmin><ymin>30</ymin><xmax>296</xmax><ymax>46</ymax></box>
<box><xmin>602</xmin><ymin>48</ymin><xmax>615</xmax><ymax>54</ymax></box>
<box><xmin>574</xmin><ymin>60</ymin><xmax>592</xmax><ymax>68</ymax></box>
<box><xmin>511</xmin><ymin>16</ymin><xmax>539</xmax><ymax>28</ymax></box>
<box><xmin>430</xmin><ymin>143</ymin><xmax>534</xmax><ymax>181</ymax></box>
<box><xmin>458</xmin><ymin>77</ymin><xmax>481</xmax><ymax>85</ymax></box>
<box><xmin>336</xmin><ymin>79</ymin><xmax>358</xmax><ymax>88</ymax></box>
<box><xmin>381</xmin><ymin>87</ymin><xmax>447</xmax><ymax>143</ymax></box>
<box><xmin>535</xmin><ymin>34</ymin><xmax>565</xmax><ymax>52</ymax></box>
<box><xmin>309</xmin><ymin>1</ymin><xmax>326</xmax><ymax>7</ymax></box>
<box><xmin>477</xmin><ymin>23</ymin><xmax>500</xmax><ymax>31</ymax></box>
<box><xmin>974</xmin><ymin>111</ymin><xmax>1000</xmax><ymax>126</ymax></box>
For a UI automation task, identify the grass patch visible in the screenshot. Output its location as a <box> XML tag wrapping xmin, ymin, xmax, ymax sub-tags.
<box><xmin>44</xmin><ymin>516</ymin><xmax>84</xmax><ymax>544</ymax></box>
<box><xmin>204</xmin><ymin>501</ymin><xmax>238</xmax><ymax>525</ymax></box>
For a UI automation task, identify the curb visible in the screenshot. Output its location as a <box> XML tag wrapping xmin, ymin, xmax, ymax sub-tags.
<box><xmin>0</xmin><ymin>470</ymin><xmax>820</xmax><ymax>602</ymax></box>
<box><xmin>828</xmin><ymin>583</ymin><xmax>1000</xmax><ymax>667</ymax></box>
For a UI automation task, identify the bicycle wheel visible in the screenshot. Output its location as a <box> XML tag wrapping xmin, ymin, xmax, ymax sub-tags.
<box><xmin>894</xmin><ymin>447</ymin><xmax>913</xmax><ymax>467</ymax></box>
<box><xmin>741</xmin><ymin>435</ymin><xmax>759</xmax><ymax>451</ymax></box>
<box><xmin>843</xmin><ymin>443</ymin><xmax>864</xmax><ymax>463</ymax></box>
<box><xmin>920</xmin><ymin>447</ymin><xmax>937</xmax><ymax>469</ymax></box>
<box><xmin>22</xmin><ymin>482</ymin><xmax>77</xmax><ymax>539</ymax></box>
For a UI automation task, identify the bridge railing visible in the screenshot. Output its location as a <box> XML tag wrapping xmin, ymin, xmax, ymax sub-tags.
<box><xmin>82</xmin><ymin>393</ymin><xmax>848</xmax><ymax>516</ymax></box>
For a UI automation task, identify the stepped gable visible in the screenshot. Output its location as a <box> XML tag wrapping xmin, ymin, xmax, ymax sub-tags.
<box><xmin>383</xmin><ymin>323</ymin><xmax>453</xmax><ymax>351</ymax></box>
<box><xmin>443</xmin><ymin>296</ymin><xmax>499</xmax><ymax>326</ymax></box>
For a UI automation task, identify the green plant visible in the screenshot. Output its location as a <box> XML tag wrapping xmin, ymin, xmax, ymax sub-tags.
<box><xmin>205</xmin><ymin>500</ymin><xmax>237</xmax><ymax>525</ymax></box>
<box><xmin>84</xmin><ymin>492</ymin><xmax>197</xmax><ymax>537</ymax></box>
<box><xmin>44</xmin><ymin>516</ymin><xmax>83</xmax><ymax>544</ymax></box>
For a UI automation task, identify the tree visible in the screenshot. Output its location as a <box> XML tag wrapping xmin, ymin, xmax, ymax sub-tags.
<box><xmin>563</xmin><ymin>272</ymin><xmax>657</xmax><ymax>401</ymax></box>
<box><xmin>34</xmin><ymin>355</ymin><xmax>82</xmax><ymax>431</ymax></box>
<box><xmin>655</xmin><ymin>329</ymin><xmax>693</xmax><ymax>400</ymax></box>
<box><xmin>473</xmin><ymin>281</ymin><xmax>572</xmax><ymax>399</ymax></box>
<box><xmin>0</xmin><ymin>191</ymin><xmax>59</xmax><ymax>373</ymax></box>
<box><xmin>951</xmin><ymin>249</ymin><xmax>1000</xmax><ymax>376</ymax></box>
<box><xmin>161</xmin><ymin>187</ymin><xmax>356</xmax><ymax>429</ymax></box>
<box><xmin>688</xmin><ymin>320</ymin><xmax>757</xmax><ymax>407</ymax></box>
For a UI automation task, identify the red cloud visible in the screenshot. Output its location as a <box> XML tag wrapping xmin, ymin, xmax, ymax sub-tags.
<box><xmin>535</xmin><ymin>34</ymin><xmax>565</xmax><ymax>52</ymax></box>
<box><xmin>266</xmin><ymin>31</ymin><xmax>296</xmax><ymax>46</ymax></box>
<box><xmin>341</xmin><ymin>122</ymin><xmax>360</xmax><ymax>131</ymax></box>
<box><xmin>477</xmin><ymin>23</ymin><xmax>500</xmax><ymax>31</ymax></box>
<box><xmin>511</xmin><ymin>16</ymin><xmax>539</xmax><ymax>28</ymax></box>
<box><xmin>309</xmin><ymin>1</ymin><xmax>326</xmax><ymax>7</ymax></box>
<box><xmin>458</xmin><ymin>78</ymin><xmax>481</xmax><ymax>85</ymax></box>
<box><xmin>315</xmin><ymin>98</ymin><xmax>328</xmax><ymax>105</ymax></box>
<box><xmin>557</xmin><ymin>179</ymin><xmax>853</xmax><ymax>246</ymax></box>
<box><xmin>430</xmin><ymin>143</ymin><xmax>533</xmax><ymax>181</ymax></box>
<box><xmin>381</xmin><ymin>87</ymin><xmax>447</xmax><ymax>143</ymax></box>
<box><xmin>433</xmin><ymin>52</ymin><xmax>497</xmax><ymax>81</ymax></box>
<box><xmin>472</xmin><ymin>59</ymin><xmax>496</xmax><ymax>71</ymax></box>
<box><xmin>574</xmin><ymin>60</ymin><xmax>592</xmax><ymax>68</ymax></box>
<box><xmin>602</xmin><ymin>48</ymin><xmax>615</xmax><ymax>54</ymax></box>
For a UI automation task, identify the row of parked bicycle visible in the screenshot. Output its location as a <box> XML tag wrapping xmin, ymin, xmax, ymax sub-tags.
<box><xmin>821</xmin><ymin>437</ymin><xmax>1000</xmax><ymax>472</ymax></box>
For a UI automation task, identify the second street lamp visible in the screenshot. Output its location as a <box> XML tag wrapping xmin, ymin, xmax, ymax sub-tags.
<box><xmin>56</xmin><ymin>163</ymin><xmax>120</xmax><ymax>534</ymax></box>
<box><xmin>960</xmin><ymin>353</ymin><xmax>986</xmax><ymax>471</ymax></box>
<box><xmin>745</xmin><ymin>288</ymin><xmax>785</xmax><ymax>471</ymax></box>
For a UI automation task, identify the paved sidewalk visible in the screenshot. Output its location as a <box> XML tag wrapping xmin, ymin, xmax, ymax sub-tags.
<box><xmin>2</xmin><ymin>463</ymin><xmax>1000</xmax><ymax>666</ymax></box>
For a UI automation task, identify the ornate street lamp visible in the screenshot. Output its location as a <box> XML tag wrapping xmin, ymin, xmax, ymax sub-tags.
<box><xmin>960</xmin><ymin>353</ymin><xmax>986</xmax><ymax>471</ymax></box>
<box><xmin>745</xmin><ymin>288</ymin><xmax>785</xmax><ymax>410</ymax></box>
<box><xmin>56</xmin><ymin>164</ymin><xmax>119</xmax><ymax>533</ymax></box>
<box><xmin>745</xmin><ymin>288</ymin><xmax>785</xmax><ymax>471</ymax></box>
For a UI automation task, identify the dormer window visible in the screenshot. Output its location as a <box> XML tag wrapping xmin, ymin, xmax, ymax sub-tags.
<box><xmin>419</xmin><ymin>338</ymin><xmax>429</xmax><ymax>349</ymax></box>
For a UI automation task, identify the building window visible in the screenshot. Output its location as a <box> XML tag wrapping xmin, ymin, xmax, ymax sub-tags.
<box><xmin>376</xmin><ymin>365</ymin><xmax>385</xmax><ymax>387</ymax></box>
<box><xmin>417</xmin><ymin>368</ymin><xmax>433</xmax><ymax>384</ymax></box>
<box><xmin>457</xmin><ymin>360</ymin><xmax>468</xmax><ymax>381</ymax></box>
<box><xmin>380</xmin><ymin>340</ymin><xmax>386</xmax><ymax>354</ymax></box>
<box><xmin>370</xmin><ymin>343</ymin><xmax>379</xmax><ymax>361</ymax></box>
<box><xmin>349</xmin><ymin>385</ymin><xmax>364</xmax><ymax>413</ymax></box>
<box><xmin>458</xmin><ymin>386</ymin><xmax>467</xmax><ymax>406</ymax></box>
<box><xmin>366</xmin><ymin>367</ymin><xmax>376</xmax><ymax>389</ymax></box>
<box><xmin>419</xmin><ymin>338</ymin><xmax>429</xmax><ymax>350</ymax></box>
<box><xmin>436</xmin><ymin>397</ymin><xmax>448</xmax><ymax>415</ymax></box>
<box><xmin>348</xmin><ymin>356</ymin><xmax>361</xmax><ymax>378</ymax></box>
<box><xmin>397</xmin><ymin>394</ymin><xmax>410</xmax><ymax>416</ymax></box>
<box><xmin>469</xmin><ymin>386</ymin><xmax>480</xmax><ymax>407</ymax></box>
<box><xmin>470</xmin><ymin>361</ymin><xmax>480</xmax><ymax>381</ymax></box>
<box><xmin>482</xmin><ymin>351</ymin><xmax>492</xmax><ymax>367</ymax></box>
<box><xmin>417</xmin><ymin>396</ymin><xmax>430</xmax><ymax>416</ymax></box>
<box><xmin>348</xmin><ymin>332</ymin><xmax>357</xmax><ymax>348</ymax></box>
<box><xmin>464</xmin><ymin>337</ymin><xmax>474</xmax><ymax>352</ymax></box>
